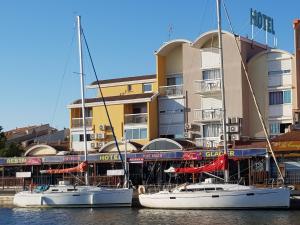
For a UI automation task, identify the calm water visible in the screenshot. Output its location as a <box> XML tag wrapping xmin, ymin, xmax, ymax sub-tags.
<box><xmin>0</xmin><ymin>207</ymin><xmax>299</xmax><ymax>225</ymax></box>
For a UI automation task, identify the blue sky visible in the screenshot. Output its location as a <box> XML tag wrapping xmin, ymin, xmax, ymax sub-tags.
<box><xmin>0</xmin><ymin>0</ymin><xmax>299</xmax><ymax>131</ymax></box>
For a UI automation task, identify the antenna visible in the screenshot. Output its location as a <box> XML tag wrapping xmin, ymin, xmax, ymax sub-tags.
<box><xmin>168</xmin><ymin>24</ymin><xmax>173</xmax><ymax>40</ymax></box>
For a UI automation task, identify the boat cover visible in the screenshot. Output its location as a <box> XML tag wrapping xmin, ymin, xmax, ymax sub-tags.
<box><xmin>173</xmin><ymin>154</ymin><xmax>228</xmax><ymax>174</ymax></box>
<box><xmin>40</xmin><ymin>161</ymin><xmax>88</xmax><ymax>174</ymax></box>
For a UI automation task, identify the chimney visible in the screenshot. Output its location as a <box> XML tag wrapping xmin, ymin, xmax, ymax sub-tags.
<box><xmin>293</xmin><ymin>19</ymin><xmax>300</xmax><ymax>124</ymax></box>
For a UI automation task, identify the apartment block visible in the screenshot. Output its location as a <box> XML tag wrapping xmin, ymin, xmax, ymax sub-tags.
<box><xmin>68</xmin><ymin>74</ymin><xmax>158</xmax><ymax>152</ymax></box>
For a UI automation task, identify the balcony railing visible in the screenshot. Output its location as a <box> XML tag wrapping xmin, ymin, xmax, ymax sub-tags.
<box><xmin>194</xmin><ymin>108</ymin><xmax>223</xmax><ymax>122</ymax></box>
<box><xmin>124</xmin><ymin>113</ymin><xmax>148</xmax><ymax>124</ymax></box>
<box><xmin>71</xmin><ymin>117</ymin><xmax>93</xmax><ymax>128</ymax></box>
<box><xmin>159</xmin><ymin>85</ymin><xmax>183</xmax><ymax>97</ymax></box>
<box><xmin>194</xmin><ymin>79</ymin><xmax>221</xmax><ymax>95</ymax></box>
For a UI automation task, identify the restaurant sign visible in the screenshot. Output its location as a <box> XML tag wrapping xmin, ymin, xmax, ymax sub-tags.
<box><xmin>6</xmin><ymin>157</ymin><xmax>42</xmax><ymax>165</ymax></box>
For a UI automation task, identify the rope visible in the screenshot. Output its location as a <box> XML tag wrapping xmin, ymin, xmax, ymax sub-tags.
<box><xmin>80</xmin><ymin>28</ymin><xmax>127</xmax><ymax>179</ymax></box>
<box><xmin>222</xmin><ymin>0</ymin><xmax>284</xmax><ymax>183</ymax></box>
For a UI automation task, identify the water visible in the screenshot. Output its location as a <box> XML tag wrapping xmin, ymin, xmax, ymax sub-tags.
<box><xmin>0</xmin><ymin>207</ymin><xmax>299</xmax><ymax>225</ymax></box>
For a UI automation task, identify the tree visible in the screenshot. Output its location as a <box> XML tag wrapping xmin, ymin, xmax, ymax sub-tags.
<box><xmin>0</xmin><ymin>126</ymin><xmax>6</xmax><ymax>149</ymax></box>
<box><xmin>0</xmin><ymin>126</ymin><xmax>23</xmax><ymax>157</ymax></box>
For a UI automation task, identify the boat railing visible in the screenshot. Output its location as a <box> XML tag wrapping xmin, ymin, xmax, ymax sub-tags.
<box><xmin>142</xmin><ymin>184</ymin><xmax>179</xmax><ymax>193</ymax></box>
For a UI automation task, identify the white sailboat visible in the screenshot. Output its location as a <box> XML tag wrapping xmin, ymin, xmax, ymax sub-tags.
<box><xmin>138</xmin><ymin>0</ymin><xmax>290</xmax><ymax>209</ymax></box>
<box><xmin>13</xmin><ymin>16</ymin><xmax>133</xmax><ymax>207</ymax></box>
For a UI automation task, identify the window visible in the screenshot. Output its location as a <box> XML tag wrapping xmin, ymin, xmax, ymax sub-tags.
<box><xmin>85</xmin><ymin>108</ymin><xmax>93</xmax><ymax>117</ymax></box>
<box><xmin>79</xmin><ymin>134</ymin><xmax>91</xmax><ymax>142</ymax></box>
<box><xmin>202</xmin><ymin>69</ymin><xmax>220</xmax><ymax>80</ymax></box>
<box><xmin>270</xmin><ymin>123</ymin><xmax>291</xmax><ymax>135</ymax></box>
<box><xmin>72</xmin><ymin>134</ymin><xmax>80</xmax><ymax>142</ymax></box>
<box><xmin>79</xmin><ymin>107</ymin><xmax>92</xmax><ymax>117</ymax></box>
<box><xmin>143</xmin><ymin>83</ymin><xmax>152</xmax><ymax>93</ymax></box>
<box><xmin>269</xmin><ymin>123</ymin><xmax>280</xmax><ymax>134</ymax></box>
<box><xmin>203</xmin><ymin>124</ymin><xmax>222</xmax><ymax>137</ymax></box>
<box><xmin>268</xmin><ymin>69</ymin><xmax>291</xmax><ymax>76</ymax></box>
<box><xmin>269</xmin><ymin>90</ymin><xmax>291</xmax><ymax>105</ymax></box>
<box><xmin>166</xmin><ymin>74</ymin><xmax>183</xmax><ymax>86</ymax></box>
<box><xmin>127</xmin><ymin>84</ymin><xmax>132</xmax><ymax>92</ymax></box>
<box><xmin>124</xmin><ymin>128</ymin><xmax>148</xmax><ymax>140</ymax></box>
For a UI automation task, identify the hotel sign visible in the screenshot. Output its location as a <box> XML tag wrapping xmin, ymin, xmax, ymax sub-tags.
<box><xmin>250</xmin><ymin>8</ymin><xmax>275</xmax><ymax>34</ymax></box>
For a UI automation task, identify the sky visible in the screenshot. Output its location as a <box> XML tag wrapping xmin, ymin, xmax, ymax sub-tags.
<box><xmin>0</xmin><ymin>0</ymin><xmax>299</xmax><ymax>131</ymax></box>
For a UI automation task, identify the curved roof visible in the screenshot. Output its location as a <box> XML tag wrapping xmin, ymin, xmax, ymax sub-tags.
<box><xmin>156</xmin><ymin>39</ymin><xmax>192</xmax><ymax>56</ymax></box>
<box><xmin>192</xmin><ymin>30</ymin><xmax>234</xmax><ymax>48</ymax></box>
<box><xmin>99</xmin><ymin>141</ymin><xmax>142</xmax><ymax>153</ymax></box>
<box><xmin>248</xmin><ymin>48</ymin><xmax>294</xmax><ymax>64</ymax></box>
<box><xmin>24</xmin><ymin>144</ymin><xmax>58</xmax><ymax>156</ymax></box>
<box><xmin>141</xmin><ymin>138</ymin><xmax>196</xmax><ymax>151</ymax></box>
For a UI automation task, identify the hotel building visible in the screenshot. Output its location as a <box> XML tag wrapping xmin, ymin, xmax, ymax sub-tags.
<box><xmin>68</xmin><ymin>29</ymin><xmax>300</xmax><ymax>151</ymax></box>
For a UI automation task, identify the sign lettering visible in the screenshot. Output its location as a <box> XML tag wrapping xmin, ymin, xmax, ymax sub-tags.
<box><xmin>250</xmin><ymin>8</ymin><xmax>275</xmax><ymax>34</ymax></box>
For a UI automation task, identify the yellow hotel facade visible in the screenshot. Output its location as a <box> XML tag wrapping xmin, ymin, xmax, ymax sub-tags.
<box><xmin>67</xmin><ymin>74</ymin><xmax>160</xmax><ymax>152</ymax></box>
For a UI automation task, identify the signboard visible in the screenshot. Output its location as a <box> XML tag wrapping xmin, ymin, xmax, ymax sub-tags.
<box><xmin>272</xmin><ymin>141</ymin><xmax>300</xmax><ymax>151</ymax></box>
<box><xmin>16</xmin><ymin>172</ymin><xmax>31</xmax><ymax>178</ymax></box>
<box><xmin>0</xmin><ymin>158</ymin><xmax>6</xmax><ymax>165</ymax></box>
<box><xmin>250</xmin><ymin>8</ymin><xmax>275</xmax><ymax>34</ymax></box>
<box><xmin>99</xmin><ymin>154</ymin><xmax>120</xmax><ymax>161</ymax></box>
<box><xmin>26</xmin><ymin>158</ymin><xmax>42</xmax><ymax>165</ymax></box>
<box><xmin>107</xmin><ymin>169</ymin><xmax>124</xmax><ymax>176</ymax></box>
<box><xmin>43</xmin><ymin>156</ymin><xmax>64</xmax><ymax>163</ymax></box>
<box><xmin>6</xmin><ymin>157</ymin><xmax>27</xmax><ymax>164</ymax></box>
<box><xmin>2</xmin><ymin>149</ymin><xmax>267</xmax><ymax>165</ymax></box>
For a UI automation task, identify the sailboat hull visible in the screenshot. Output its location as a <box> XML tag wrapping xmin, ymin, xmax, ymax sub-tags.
<box><xmin>139</xmin><ymin>184</ymin><xmax>290</xmax><ymax>209</ymax></box>
<box><xmin>13</xmin><ymin>185</ymin><xmax>133</xmax><ymax>208</ymax></box>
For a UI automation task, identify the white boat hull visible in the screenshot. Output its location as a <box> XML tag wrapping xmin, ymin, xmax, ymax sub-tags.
<box><xmin>13</xmin><ymin>185</ymin><xmax>133</xmax><ymax>208</ymax></box>
<box><xmin>139</xmin><ymin>184</ymin><xmax>290</xmax><ymax>209</ymax></box>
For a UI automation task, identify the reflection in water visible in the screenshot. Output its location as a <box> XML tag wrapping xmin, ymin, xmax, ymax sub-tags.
<box><xmin>0</xmin><ymin>207</ymin><xmax>299</xmax><ymax>225</ymax></box>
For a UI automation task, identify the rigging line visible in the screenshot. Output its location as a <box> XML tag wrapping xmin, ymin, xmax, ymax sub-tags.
<box><xmin>47</xmin><ymin>26</ymin><xmax>76</xmax><ymax>143</ymax></box>
<box><xmin>80</xmin><ymin>29</ymin><xmax>127</xmax><ymax>178</ymax></box>
<box><xmin>222</xmin><ymin>0</ymin><xmax>284</xmax><ymax>183</ymax></box>
<box><xmin>198</xmin><ymin>0</ymin><xmax>209</xmax><ymax>34</ymax></box>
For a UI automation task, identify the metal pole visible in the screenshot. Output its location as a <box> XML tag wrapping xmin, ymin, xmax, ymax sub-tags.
<box><xmin>265</xmin><ymin>19</ymin><xmax>268</xmax><ymax>45</ymax></box>
<box><xmin>124</xmin><ymin>134</ymin><xmax>129</xmax><ymax>188</ymax></box>
<box><xmin>216</xmin><ymin>0</ymin><xmax>229</xmax><ymax>183</ymax></box>
<box><xmin>77</xmin><ymin>15</ymin><xmax>89</xmax><ymax>186</ymax></box>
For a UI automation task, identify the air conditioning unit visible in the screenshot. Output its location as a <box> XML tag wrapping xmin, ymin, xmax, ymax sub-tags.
<box><xmin>231</xmin><ymin>134</ymin><xmax>240</xmax><ymax>141</ymax></box>
<box><xmin>99</xmin><ymin>124</ymin><xmax>106</xmax><ymax>131</ymax></box>
<box><xmin>230</xmin><ymin>117</ymin><xmax>238</xmax><ymax>124</ymax></box>
<box><xmin>91</xmin><ymin>142</ymin><xmax>97</xmax><ymax>148</ymax></box>
<box><xmin>98</xmin><ymin>142</ymin><xmax>105</xmax><ymax>148</ymax></box>
<box><xmin>229</xmin><ymin>125</ymin><xmax>239</xmax><ymax>133</ymax></box>
<box><xmin>97</xmin><ymin>133</ymin><xmax>106</xmax><ymax>139</ymax></box>
<box><xmin>184</xmin><ymin>132</ymin><xmax>193</xmax><ymax>139</ymax></box>
<box><xmin>90</xmin><ymin>133</ymin><xmax>96</xmax><ymax>140</ymax></box>
<box><xmin>185</xmin><ymin>123</ymin><xmax>191</xmax><ymax>130</ymax></box>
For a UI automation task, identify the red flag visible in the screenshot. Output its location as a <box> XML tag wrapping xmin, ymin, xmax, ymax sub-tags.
<box><xmin>175</xmin><ymin>154</ymin><xmax>228</xmax><ymax>174</ymax></box>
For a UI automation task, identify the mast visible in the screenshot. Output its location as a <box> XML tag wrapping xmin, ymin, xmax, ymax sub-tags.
<box><xmin>77</xmin><ymin>15</ymin><xmax>89</xmax><ymax>186</ymax></box>
<box><xmin>216</xmin><ymin>0</ymin><xmax>229</xmax><ymax>183</ymax></box>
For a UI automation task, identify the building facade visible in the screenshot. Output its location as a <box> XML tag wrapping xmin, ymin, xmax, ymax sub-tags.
<box><xmin>68</xmin><ymin>29</ymin><xmax>300</xmax><ymax>151</ymax></box>
<box><xmin>68</xmin><ymin>74</ymin><xmax>159</xmax><ymax>152</ymax></box>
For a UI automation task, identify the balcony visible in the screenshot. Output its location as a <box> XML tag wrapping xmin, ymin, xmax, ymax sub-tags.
<box><xmin>194</xmin><ymin>79</ymin><xmax>221</xmax><ymax>96</ymax></box>
<box><xmin>194</xmin><ymin>109</ymin><xmax>223</xmax><ymax>122</ymax></box>
<box><xmin>159</xmin><ymin>85</ymin><xmax>183</xmax><ymax>97</ymax></box>
<box><xmin>124</xmin><ymin>113</ymin><xmax>148</xmax><ymax>125</ymax></box>
<box><xmin>71</xmin><ymin>117</ymin><xmax>93</xmax><ymax>128</ymax></box>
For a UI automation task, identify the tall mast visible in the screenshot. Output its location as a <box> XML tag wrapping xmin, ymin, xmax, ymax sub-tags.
<box><xmin>216</xmin><ymin>0</ymin><xmax>229</xmax><ymax>183</ymax></box>
<box><xmin>77</xmin><ymin>16</ymin><xmax>89</xmax><ymax>186</ymax></box>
